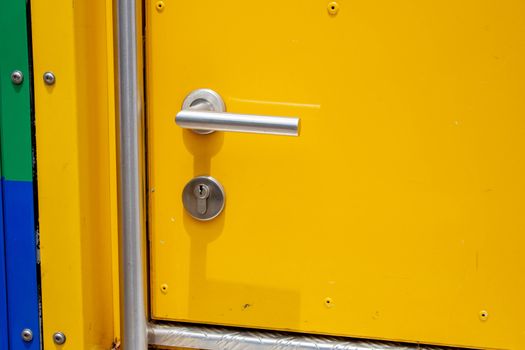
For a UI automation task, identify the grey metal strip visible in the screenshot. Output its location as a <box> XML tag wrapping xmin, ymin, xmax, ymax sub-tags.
<box><xmin>116</xmin><ymin>0</ymin><xmax>148</xmax><ymax>349</ymax></box>
<box><xmin>148</xmin><ymin>322</ymin><xmax>462</xmax><ymax>350</ymax></box>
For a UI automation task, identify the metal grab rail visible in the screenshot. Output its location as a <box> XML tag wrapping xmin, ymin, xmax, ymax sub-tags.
<box><xmin>116</xmin><ymin>0</ymin><xmax>147</xmax><ymax>349</ymax></box>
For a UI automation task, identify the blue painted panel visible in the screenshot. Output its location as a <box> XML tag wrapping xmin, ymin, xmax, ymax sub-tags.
<box><xmin>0</xmin><ymin>180</ymin><xmax>9</xmax><ymax>350</ymax></box>
<box><xmin>2</xmin><ymin>179</ymin><xmax>39</xmax><ymax>350</ymax></box>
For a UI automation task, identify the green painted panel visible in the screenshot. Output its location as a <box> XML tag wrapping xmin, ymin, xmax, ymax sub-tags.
<box><xmin>0</xmin><ymin>0</ymin><xmax>33</xmax><ymax>181</ymax></box>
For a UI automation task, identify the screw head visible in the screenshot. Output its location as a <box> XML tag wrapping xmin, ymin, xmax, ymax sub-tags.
<box><xmin>479</xmin><ymin>310</ymin><xmax>489</xmax><ymax>321</ymax></box>
<box><xmin>11</xmin><ymin>70</ymin><xmax>24</xmax><ymax>85</ymax></box>
<box><xmin>43</xmin><ymin>72</ymin><xmax>56</xmax><ymax>85</ymax></box>
<box><xmin>53</xmin><ymin>331</ymin><xmax>66</xmax><ymax>345</ymax></box>
<box><xmin>21</xmin><ymin>329</ymin><xmax>33</xmax><ymax>342</ymax></box>
<box><xmin>155</xmin><ymin>0</ymin><xmax>165</xmax><ymax>11</ymax></box>
<box><xmin>327</xmin><ymin>1</ymin><xmax>340</xmax><ymax>15</ymax></box>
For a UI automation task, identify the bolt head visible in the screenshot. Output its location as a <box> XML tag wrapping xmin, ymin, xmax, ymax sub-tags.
<box><xmin>21</xmin><ymin>329</ymin><xmax>33</xmax><ymax>342</ymax></box>
<box><xmin>43</xmin><ymin>72</ymin><xmax>56</xmax><ymax>85</ymax></box>
<box><xmin>53</xmin><ymin>331</ymin><xmax>66</xmax><ymax>345</ymax></box>
<box><xmin>11</xmin><ymin>70</ymin><xmax>24</xmax><ymax>85</ymax></box>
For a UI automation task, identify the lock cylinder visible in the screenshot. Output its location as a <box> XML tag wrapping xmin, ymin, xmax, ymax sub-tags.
<box><xmin>182</xmin><ymin>176</ymin><xmax>225</xmax><ymax>221</ymax></box>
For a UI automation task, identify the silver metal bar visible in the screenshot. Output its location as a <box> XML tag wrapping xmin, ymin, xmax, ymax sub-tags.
<box><xmin>116</xmin><ymin>0</ymin><xmax>147</xmax><ymax>349</ymax></box>
<box><xmin>148</xmin><ymin>322</ymin><xmax>459</xmax><ymax>350</ymax></box>
<box><xmin>176</xmin><ymin>110</ymin><xmax>300</xmax><ymax>136</ymax></box>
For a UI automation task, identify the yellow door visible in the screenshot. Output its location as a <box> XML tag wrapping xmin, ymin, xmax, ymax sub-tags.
<box><xmin>146</xmin><ymin>1</ymin><xmax>525</xmax><ymax>348</ymax></box>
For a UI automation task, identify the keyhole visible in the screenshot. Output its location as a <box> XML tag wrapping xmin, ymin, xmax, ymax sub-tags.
<box><xmin>194</xmin><ymin>184</ymin><xmax>210</xmax><ymax>215</ymax></box>
<box><xmin>195</xmin><ymin>184</ymin><xmax>210</xmax><ymax>199</ymax></box>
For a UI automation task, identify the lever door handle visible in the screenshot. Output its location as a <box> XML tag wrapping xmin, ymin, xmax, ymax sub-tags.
<box><xmin>175</xmin><ymin>89</ymin><xmax>300</xmax><ymax>136</ymax></box>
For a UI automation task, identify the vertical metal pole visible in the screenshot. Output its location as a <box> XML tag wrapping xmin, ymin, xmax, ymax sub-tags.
<box><xmin>116</xmin><ymin>0</ymin><xmax>148</xmax><ymax>349</ymax></box>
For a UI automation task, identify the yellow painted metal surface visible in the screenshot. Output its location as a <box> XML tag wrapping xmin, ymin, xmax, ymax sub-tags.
<box><xmin>31</xmin><ymin>0</ymin><xmax>120</xmax><ymax>348</ymax></box>
<box><xmin>146</xmin><ymin>1</ymin><xmax>525</xmax><ymax>349</ymax></box>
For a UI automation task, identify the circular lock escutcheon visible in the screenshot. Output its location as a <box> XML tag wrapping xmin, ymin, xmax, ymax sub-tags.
<box><xmin>182</xmin><ymin>176</ymin><xmax>225</xmax><ymax>221</ymax></box>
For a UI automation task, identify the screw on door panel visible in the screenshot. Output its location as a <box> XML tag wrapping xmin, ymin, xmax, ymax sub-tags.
<box><xmin>327</xmin><ymin>2</ymin><xmax>339</xmax><ymax>15</ymax></box>
<box><xmin>53</xmin><ymin>331</ymin><xmax>66</xmax><ymax>345</ymax></box>
<box><xmin>43</xmin><ymin>71</ymin><xmax>55</xmax><ymax>85</ymax></box>
<box><xmin>324</xmin><ymin>297</ymin><xmax>334</xmax><ymax>308</ymax></box>
<box><xmin>11</xmin><ymin>70</ymin><xmax>24</xmax><ymax>85</ymax></box>
<box><xmin>479</xmin><ymin>310</ymin><xmax>489</xmax><ymax>321</ymax></box>
<box><xmin>155</xmin><ymin>1</ymin><xmax>165</xmax><ymax>12</ymax></box>
<box><xmin>21</xmin><ymin>329</ymin><xmax>33</xmax><ymax>342</ymax></box>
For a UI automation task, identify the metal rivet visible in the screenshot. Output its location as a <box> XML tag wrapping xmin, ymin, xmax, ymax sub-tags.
<box><xmin>53</xmin><ymin>332</ymin><xmax>66</xmax><ymax>345</ymax></box>
<box><xmin>327</xmin><ymin>1</ymin><xmax>339</xmax><ymax>15</ymax></box>
<box><xmin>21</xmin><ymin>329</ymin><xmax>33</xmax><ymax>342</ymax></box>
<box><xmin>155</xmin><ymin>1</ymin><xmax>165</xmax><ymax>12</ymax></box>
<box><xmin>324</xmin><ymin>297</ymin><xmax>334</xmax><ymax>308</ymax></box>
<box><xmin>479</xmin><ymin>310</ymin><xmax>489</xmax><ymax>321</ymax></box>
<box><xmin>43</xmin><ymin>72</ymin><xmax>56</xmax><ymax>85</ymax></box>
<box><xmin>11</xmin><ymin>70</ymin><xmax>24</xmax><ymax>85</ymax></box>
<box><xmin>160</xmin><ymin>283</ymin><xmax>169</xmax><ymax>294</ymax></box>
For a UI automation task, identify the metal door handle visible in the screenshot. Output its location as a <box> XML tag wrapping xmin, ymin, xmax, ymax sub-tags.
<box><xmin>175</xmin><ymin>89</ymin><xmax>300</xmax><ymax>136</ymax></box>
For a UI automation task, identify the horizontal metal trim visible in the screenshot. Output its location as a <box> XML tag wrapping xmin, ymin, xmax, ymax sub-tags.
<box><xmin>148</xmin><ymin>322</ymin><xmax>463</xmax><ymax>350</ymax></box>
